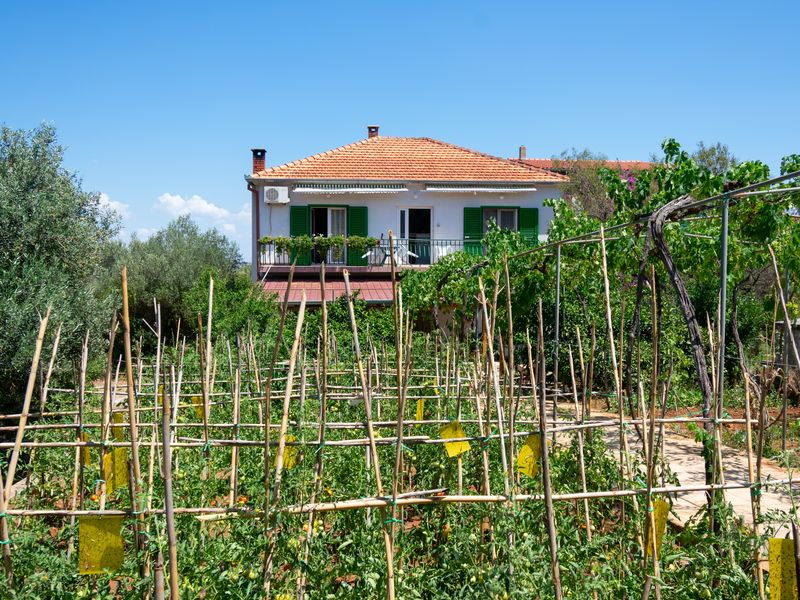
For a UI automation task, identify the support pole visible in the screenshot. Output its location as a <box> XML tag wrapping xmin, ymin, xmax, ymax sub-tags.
<box><xmin>553</xmin><ymin>243</ymin><xmax>561</xmax><ymax>388</ymax></box>
<box><xmin>716</xmin><ymin>195</ymin><xmax>729</xmax><ymax>418</ymax></box>
<box><xmin>162</xmin><ymin>375</ymin><xmax>179</xmax><ymax>599</ymax></box>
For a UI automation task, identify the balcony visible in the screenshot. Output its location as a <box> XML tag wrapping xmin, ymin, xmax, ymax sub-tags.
<box><xmin>258</xmin><ymin>237</ymin><xmax>480</xmax><ymax>272</ymax></box>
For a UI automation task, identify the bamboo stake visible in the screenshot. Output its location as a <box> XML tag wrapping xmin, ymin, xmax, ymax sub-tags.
<box><xmin>298</xmin><ymin>264</ymin><xmax>330</xmax><ymax>599</ymax></box>
<box><xmin>162</xmin><ymin>373</ymin><xmax>179</xmax><ymax>599</ymax></box>
<box><xmin>227</xmin><ymin>364</ymin><xmax>241</xmax><ymax>508</ymax></box>
<box><xmin>743</xmin><ymin>371</ymin><xmax>765</xmax><ymax>598</ymax></box>
<box><xmin>644</xmin><ymin>267</ymin><xmax>662</xmax><ymax>598</ymax></box>
<box><xmin>769</xmin><ymin>245</ymin><xmax>800</xmax><ymax>372</ymax></box>
<box><xmin>264</xmin><ymin>292</ymin><xmax>307</xmax><ymax>597</ymax></box>
<box><xmin>567</xmin><ymin>348</ymin><xmax>592</xmax><ymax>539</ymax></box>
<box><xmin>588</xmin><ymin>321</ymin><xmax>596</xmax><ymax>417</ymax></box>
<box><xmin>478</xmin><ymin>278</ymin><xmax>510</xmax><ymax>497</ymax></box>
<box><xmin>66</xmin><ymin>332</ymin><xmax>89</xmax><ymax>559</ymax></box>
<box><xmin>121</xmin><ymin>267</ymin><xmax>147</xmax><ymax>571</ymax></box>
<box><xmin>99</xmin><ymin>315</ymin><xmax>118</xmax><ymax>510</ymax></box>
<box><xmin>503</xmin><ymin>255</ymin><xmax>517</xmax><ymax>489</ymax></box>
<box><xmin>201</xmin><ymin>278</ymin><xmax>214</xmax><ymax>479</ymax></box>
<box><xmin>599</xmin><ymin>226</ymin><xmax>627</xmax><ymax>487</ymax></box>
<box><xmin>154</xmin><ymin>551</ymin><xmax>165</xmax><ymax>600</ymax></box>
<box><xmin>536</xmin><ymin>299</ymin><xmax>563</xmax><ymax>599</ymax></box>
<box><xmin>39</xmin><ymin>322</ymin><xmax>62</xmax><ymax>415</ymax></box>
<box><xmin>5</xmin><ymin>308</ymin><xmax>50</xmax><ymax>502</ymax></box>
<box><xmin>388</xmin><ymin>230</ymin><xmax>406</xmax><ymax>574</ymax></box>
<box><xmin>576</xmin><ymin>326</ymin><xmax>587</xmax><ymax>419</ymax></box>
<box><xmin>6</xmin><ymin>476</ymin><xmax>799</xmax><ymax>520</ymax></box>
<box><xmin>262</xmin><ymin>261</ymin><xmax>296</xmax><ymax>548</ymax></box>
<box><xmin>342</xmin><ymin>270</ymin><xmax>397</xmax><ymax>600</ymax></box>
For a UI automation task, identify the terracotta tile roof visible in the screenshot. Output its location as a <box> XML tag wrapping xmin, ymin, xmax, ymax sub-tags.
<box><xmin>262</xmin><ymin>279</ymin><xmax>394</xmax><ymax>304</ymax></box>
<box><xmin>513</xmin><ymin>158</ymin><xmax>655</xmax><ymax>172</ymax></box>
<box><xmin>251</xmin><ymin>137</ymin><xmax>567</xmax><ymax>183</ymax></box>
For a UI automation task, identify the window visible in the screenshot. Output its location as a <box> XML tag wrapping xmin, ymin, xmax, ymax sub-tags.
<box><xmin>483</xmin><ymin>208</ymin><xmax>517</xmax><ymax>234</ymax></box>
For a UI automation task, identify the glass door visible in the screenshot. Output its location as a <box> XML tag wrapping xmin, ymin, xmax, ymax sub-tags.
<box><xmin>407</xmin><ymin>208</ymin><xmax>431</xmax><ymax>265</ymax></box>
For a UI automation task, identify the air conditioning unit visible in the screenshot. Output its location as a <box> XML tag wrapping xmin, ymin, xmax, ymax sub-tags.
<box><xmin>263</xmin><ymin>186</ymin><xmax>290</xmax><ymax>204</ymax></box>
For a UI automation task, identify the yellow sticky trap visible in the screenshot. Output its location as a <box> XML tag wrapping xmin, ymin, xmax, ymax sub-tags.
<box><xmin>645</xmin><ymin>499</ymin><xmax>670</xmax><ymax>558</ymax></box>
<box><xmin>517</xmin><ymin>434</ymin><xmax>541</xmax><ymax>477</ymax></box>
<box><xmin>769</xmin><ymin>538</ymin><xmax>798</xmax><ymax>600</ymax></box>
<box><xmin>102</xmin><ymin>447</ymin><xmax>129</xmax><ymax>496</ymax></box>
<box><xmin>415</xmin><ymin>399</ymin><xmax>425</xmax><ymax>422</ymax></box>
<box><xmin>78</xmin><ymin>515</ymin><xmax>125</xmax><ymax>575</ymax></box>
<box><xmin>440</xmin><ymin>421</ymin><xmax>470</xmax><ymax>458</ymax></box>
<box><xmin>111</xmin><ymin>412</ymin><xmax>125</xmax><ymax>441</ymax></box>
<box><xmin>274</xmin><ymin>435</ymin><xmax>299</xmax><ymax>469</ymax></box>
<box><xmin>79</xmin><ymin>431</ymin><xmax>91</xmax><ymax>467</ymax></box>
<box><xmin>191</xmin><ymin>396</ymin><xmax>204</xmax><ymax>420</ymax></box>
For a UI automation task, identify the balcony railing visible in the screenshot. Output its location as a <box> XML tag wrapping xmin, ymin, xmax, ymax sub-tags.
<box><xmin>259</xmin><ymin>237</ymin><xmax>484</xmax><ymax>268</ymax></box>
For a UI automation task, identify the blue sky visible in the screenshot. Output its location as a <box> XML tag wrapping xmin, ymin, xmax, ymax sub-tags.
<box><xmin>2</xmin><ymin>1</ymin><xmax>798</xmax><ymax>261</ymax></box>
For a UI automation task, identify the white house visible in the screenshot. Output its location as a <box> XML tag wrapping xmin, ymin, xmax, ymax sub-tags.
<box><xmin>245</xmin><ymin>126</ymin><xmax>567</xmax><ymax>303</ymax></box>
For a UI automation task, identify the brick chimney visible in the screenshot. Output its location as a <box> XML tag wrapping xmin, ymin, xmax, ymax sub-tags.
<box><xmin>367</xmin><ymin>125</ymin><xmax>380</xmax><ymax>138</ymax></box>
<box><xmin>519</xmin><ymin>145</ymin><xmax>527</xmax><ymax>159</ymax></box>
<box><xmin>251</xmin><ymin>148</ymin><xmax>266</xmax><ymax>173</ymax></box>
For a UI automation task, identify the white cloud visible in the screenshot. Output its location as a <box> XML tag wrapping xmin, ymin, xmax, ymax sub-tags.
<box><xmin>154</xmin><ymin>193</ymin><xmax>253</xmax><ymax>258</ymax></box>
<box><xmin>99</xmin><ymin>192</ymin><xmax>130</xmax><ymax>218</ymax></box>
<box><xmin>234</xmin><ymin>203</ymin><xmax>250</xmax><ymax>222</ymax></box>
<box><xmin>133</xmin><ymin>227</ymin><xmax>155</xmax><ymax>240</ymax></box>
<box><xmin>157</xmin><ymin>193</ymin><xmax>231</xmax><ymax>221</ymax></box>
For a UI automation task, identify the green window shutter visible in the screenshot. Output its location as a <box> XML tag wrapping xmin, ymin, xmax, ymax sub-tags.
<box><xmin>463</xmin><ymin>207</ymin><xmax>483</xmax><ymax>256</ymax></box>
<box><xmin>289</xmin><ymin>205</ymin><xmax>310</xmax><ymax>265</ymax></box>
<box><xmin>519</xmin><ymin>207</ymin><xmax>539</xmax><ymax>246</ymax></box>
<box><xmin>347</xmin><ymin>206</ymin><xmax>368</xmax><ymax>266</ymax></box>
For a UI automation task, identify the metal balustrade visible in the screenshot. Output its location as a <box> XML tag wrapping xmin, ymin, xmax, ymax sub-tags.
<box><xmin>258</xmin><ymin>237</ymin><xmax>481</xmax><ymax>267</ymax></box>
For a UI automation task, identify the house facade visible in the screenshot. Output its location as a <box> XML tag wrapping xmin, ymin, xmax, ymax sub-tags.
<box><xmin>245</xmin><ymin>127</ymin><xmax>567</xmax><ymax>303</ymax></box>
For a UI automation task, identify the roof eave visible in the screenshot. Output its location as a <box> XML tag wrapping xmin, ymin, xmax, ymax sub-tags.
<box><xmin>247</xmin><ymin>177</ymin><xmax>563</xmax><ymax>185</ymax></box>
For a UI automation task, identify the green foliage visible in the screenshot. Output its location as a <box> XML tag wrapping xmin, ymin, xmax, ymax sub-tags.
<box><xmin>260</xmin><ymin>235</ymin><xmax>379</xmax><ymax>260</ymax></box>
<box><xmin>692</xmin><ymin>141</ymin><xmax>738</xmax><ymax>175</ymax></box>
<box><xmin>0</xmin><ymin>124</ymin><xmax>118</xmax><ymax>410</ymax></box>
<box><xmin>285</xmin><ymin>296</ymin><xmax>396</xmax><ymax>357</ymax></box>
<box><xmin>111</xmin><ymin>216</ymin><xmax>242</xmax><ymax>334</ymax></box>
<box><xmin>185</xmin><ymin>267</ymin><xmax>279</xmax><ymax>338</ymax></box>
<box><xmin>401</xmin><ymin>223</ymin><xmax>547</xmax><ymax>338</ymax></box>
<box><xmin>1</xmin><ymin>363</ymin><xmax>767</xmax><ymax>599</ymax></box>
<box><xmin>552</xmin><ymin>148</ymin><xmax>615</xmax><ymax>220</ymax></box>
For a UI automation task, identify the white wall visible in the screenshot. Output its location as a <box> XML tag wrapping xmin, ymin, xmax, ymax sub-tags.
<box><xmin>255</xmin><ymin>183</ymin><xmax>562</xmax><ymax>244</ymax></box>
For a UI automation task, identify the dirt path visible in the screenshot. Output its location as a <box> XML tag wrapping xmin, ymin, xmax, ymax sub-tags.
<box><xmin>591</xmin><ymin>409</ymin><xmax>799</xmax><ymax>537</ymax></box>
